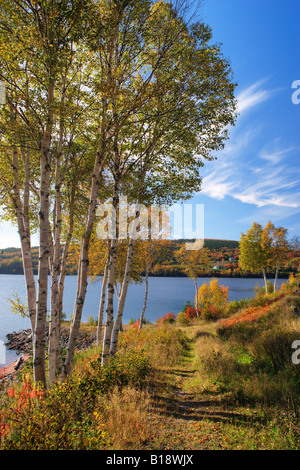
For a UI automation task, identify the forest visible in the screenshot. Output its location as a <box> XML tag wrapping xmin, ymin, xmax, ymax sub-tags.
<box><xmin>0</xmin><ymin>237</ymin><xmax>298</xmax><ymax>278</ymax></box>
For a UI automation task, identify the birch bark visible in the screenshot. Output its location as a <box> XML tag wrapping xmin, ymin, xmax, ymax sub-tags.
<box><xmin>101</xmin><ymin>237</ymin><xmax>117</xmax><ymax>365</ymax></box>
<box><xmin>97</xmin><ymin>259</ymin><xmax>108</xmax><ymax>347</ymax></box>
<box><xmin>34</xmin><ymin>137</ymin><xmax>51</xmax><ymax>387</ymax></box>
<box><xmin>33</xmin><ymin>70</ymin><xmax>54</xmax><ymax>386</ymax></box>
<box><xmin>48</xmin><ymin>152</ymin><xmax>62</xmax><ymax>386</ymax></box>
<box><xmin>194</xmin><ymin>278</ymin><xmax>199</xmax><ymax>313</ymax></box>
<box><xmin>262</xmin><ymin>267</ymin><xmax>269</xmax><ymax>295</ymax></box>
<box><xmin>110</xmin><ymin>237</ymin><xmax>135</xmax><ymax>356</ymax></box>
<box><xmin>274</xmin><ymin>265</ymin><xmax>278</xmax><ymax>293</ymax></box>
<box><xmin>139</xmin><ymin>261</ymin><xmax>149</xmax><ymax>330</ymax></box>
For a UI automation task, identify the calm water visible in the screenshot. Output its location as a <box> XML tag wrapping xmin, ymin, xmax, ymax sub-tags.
<box><xmin>0</xmin><ymin>274</ymin><xmax>287</xmax><ymax>366</ymax></box>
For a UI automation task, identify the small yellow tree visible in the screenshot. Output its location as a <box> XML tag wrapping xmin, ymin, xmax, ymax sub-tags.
<box><xmin>196</xmin><ymin>278</ymin><xmax>228</xmax><ymax>319</ymax></box>
<box><xmin>176</xmin><ymin>245</ymin><xmax>211</xmax><ymax>313</ymax></box>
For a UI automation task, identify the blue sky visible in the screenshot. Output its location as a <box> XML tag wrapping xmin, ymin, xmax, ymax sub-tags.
<box><xmin>191</xmin><ymin>0</ymin><xmax>300</xmax><ymax>241</ymax></box>
<box><xmin>0</xmin><ymin>0</ymin><xmax>299</xmax><ymax>248</ymax></box>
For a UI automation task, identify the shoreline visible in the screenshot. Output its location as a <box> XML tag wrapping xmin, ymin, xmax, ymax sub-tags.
<box><xmin>0</xmin><ymin>354</ymin><xmax>30</xmax><ymax>382</ymax></box>
<box><xmin>2</xmin><ymin>326</ymin><xmax>97</xmax><ymax>382</ymax></box>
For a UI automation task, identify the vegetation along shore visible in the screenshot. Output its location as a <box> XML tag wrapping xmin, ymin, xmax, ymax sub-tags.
<box><xmin>0</xmin><ymin>275</ymin><xmax>299</xmax><ymax>450</ymax></box>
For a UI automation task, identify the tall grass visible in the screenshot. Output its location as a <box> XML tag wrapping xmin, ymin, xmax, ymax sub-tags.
<box><xmin>99</xmin><ymin>386</ymin><xmax>154</xmax><ymax>449</ymax></box>
<box><xmin>193</xmin><ymin>292</ymin><xmax>300</xmax><ymax>409</ymax></box>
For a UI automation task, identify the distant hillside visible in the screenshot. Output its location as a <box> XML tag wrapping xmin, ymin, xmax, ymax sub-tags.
<box><xmin>204</xmin><ymin>239</ymin><xmax>239</xmax><ymax>249</ymax></box>
<box><xmin>0</xmin><ymin>238</ymin><xmax>297</xmax><ymax>277</ymax></box>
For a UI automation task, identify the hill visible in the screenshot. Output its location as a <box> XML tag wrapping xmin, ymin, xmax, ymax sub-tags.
<box><xmin>0</xmin><ymin>238</ymin><xmax>298</xmax><ymax>278</ymax></box>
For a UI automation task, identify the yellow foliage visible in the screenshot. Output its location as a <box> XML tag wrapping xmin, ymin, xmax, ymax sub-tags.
<box><xmin>196</xmin><ymin>278</ymin><xmax>228</xmax><ymax>319</ymax></box>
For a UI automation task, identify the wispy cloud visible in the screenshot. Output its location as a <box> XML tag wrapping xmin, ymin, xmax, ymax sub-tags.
<box><xmin>236</xmin><ymin>79</ymin><xmax>274</xmax><ymax>114</ymax></box>
<box><xmin>259</xmin><ymin>138</ymin><xmax>295</xmax><ymax>164</ymax></box>
<box><xmin>200</xmin><ymin>79</ymin><xmax>300</xmax><ymax>218</ymax></box>
<box><xmin>202</xmin><ymin>144</ymin><xmax>300</xmax><ymax>211</ymax></box>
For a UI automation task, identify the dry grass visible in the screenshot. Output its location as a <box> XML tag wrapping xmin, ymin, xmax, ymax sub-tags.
<box><xmin>99</xmin><ymin>386</ymin><xmax>155</xmax><ymax>450</ymax></box>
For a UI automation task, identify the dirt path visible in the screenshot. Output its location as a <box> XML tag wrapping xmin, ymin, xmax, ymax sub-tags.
<box><xmin>150</xmin><ymin>340</ymin><xmax>255</xmax><ymax>450</ymax></box>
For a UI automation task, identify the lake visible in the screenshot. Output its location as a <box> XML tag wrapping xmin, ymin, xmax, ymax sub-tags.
<box><xmin>0</xmin><ymin>274</ymin><xmax>287</xmax><ymax>366</ymax></box>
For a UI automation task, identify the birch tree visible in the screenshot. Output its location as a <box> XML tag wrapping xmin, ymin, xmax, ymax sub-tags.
<box><xmin>0</xmin><ymin>0</ymin><xmax>237</xmax><ymax>382</ymax></box>
<box><xmin>93</xmin><ymin>0</ymin><xmax>236</xmax><ymax>362</ymax></box>
<box><xmin>0</xmin><ymin>0</ymin><xmax>98</xmax><ymax>386</ymax></box>
<box><xmin>240</xmin><ymin>222</ymin><xmax>290</xmax><ymax>295</ymax></box>
<box><xmin>239</xmin><ymin>222</ymin><xmax>270</xmax><ymax>293</ymax></box>
<box><xmin>175</xmin><ymin>244</ymin><xmax>211</xmax><ymax>312</ymax></box>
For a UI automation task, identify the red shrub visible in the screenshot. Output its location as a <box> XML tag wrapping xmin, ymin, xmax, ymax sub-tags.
<box><xmin>185</xmin><ymin>306</ymin><xmax>199</xmax><ymax>319</ymax></box>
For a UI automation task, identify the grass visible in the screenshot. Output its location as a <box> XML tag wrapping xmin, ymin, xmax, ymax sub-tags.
<box><xmin>0</xmin><ymin>284</ymin><xmax>299</xmax><ymax>450</ymax></box>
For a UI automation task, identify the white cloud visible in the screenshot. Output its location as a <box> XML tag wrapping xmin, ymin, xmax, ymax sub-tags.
<box><xmin>259</xmin><ymin>138</ymin><xmax>295</xmax><ymax>164</ymax></box>
<box><xmin>200</xmin><ymin>78</ymin><xmax>300</xmax><ymax>215</ymax></box>
<box><xmin>236</xmin><ymin>79</ymin><xmax>274</xmax><ymax>114</ymax></box>
<box><xmin>201</xmin><ymin>173</ymin><xmax>236</xmax><ymax>200</ymax></box>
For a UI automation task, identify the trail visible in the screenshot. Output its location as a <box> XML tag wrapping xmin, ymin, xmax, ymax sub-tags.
<box><xmin>150</xmin><ymin>334</ymin><xmax>257</xmax><ymax>450</ymax></box>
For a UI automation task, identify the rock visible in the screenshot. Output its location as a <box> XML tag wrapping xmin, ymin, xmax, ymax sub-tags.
<box><xmin>5</xmin><ymin>327</ymin><xmax>96</xmax><ymax>356</ymax></box>
<box><xmin>14</xmin><ymin>356</ymin><xmax>23</xmax><ymax>371</ymax></box>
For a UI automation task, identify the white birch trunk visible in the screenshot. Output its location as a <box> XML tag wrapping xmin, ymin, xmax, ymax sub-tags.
<box><xmin>55</xmin><ymin>208</ymin><xmax>74</xmax><ymax>374</ymax></box>
<box><xmin>97</xmin><ymin>260</ymin><xmax>108</xmax><ymax>347</ymax></box>
<box><xmin>101</xmin><ymin>238</ymin><xmax>117</xmax><ymax>365</ymax></box>
<box><xmin>34</xmin><ymin>145</ymin><xmax>51</xmax><ymax>387</ymax></box>
<box><xmin>34</xmin><ymin>75</ymin><xmax>54</xmax><ymax>387</ymax></box>
<box><xmin>139</xmin><ymin>263</ymin><xmax>149</xmax><ymax>330</ymax></box>
<box><xmin>194</xmin><ymin>277</ymin><xmax>199</xmax><ymax>314</ymax></box>
<box><xmin>110</xmin><ymin>237</ymin><xmax>135</xmax><ymax>356</ymax></box>
<box><xmin>262</xmin><ymin>267</ymin><xmax>268</xmax><ymax>295</ymax></box>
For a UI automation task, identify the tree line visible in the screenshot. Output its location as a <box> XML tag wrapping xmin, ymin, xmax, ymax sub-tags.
<box><xmin>0</xmin><ymin>238</ymin><xmax>239</xmax><ymax>274</ymax></box>
<box><xmin>239</xmin><ymin>221</ymin><xmax>300</xmax><ymax>294</ymax></box>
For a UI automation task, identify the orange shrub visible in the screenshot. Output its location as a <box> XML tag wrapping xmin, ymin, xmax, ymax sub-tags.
<box><xmin>219</xmin><ymin>293</ymin><xmax>286</xmax><ymax>328</ymax></box>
